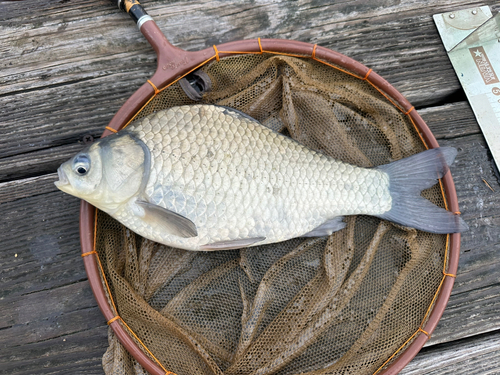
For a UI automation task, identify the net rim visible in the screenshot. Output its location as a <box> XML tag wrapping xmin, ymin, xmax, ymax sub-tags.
<box><xmin>80</xmin><ymin>30</ymin><xmax>461</xmax><ymax>375</ymax></box>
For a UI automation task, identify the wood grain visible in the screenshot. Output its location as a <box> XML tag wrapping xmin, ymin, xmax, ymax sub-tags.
<box><xmin>0</xmin><ymin>173</ymin><xmax>59</xmax><ymax>204</ymax></box>
<box><xmin>402</xmin><ymin>331</ymin><xmax>500</xmax><ymax>375</ymax></box>
<box><xmin>2</xmin><ymin>1</ymin><xmax>499</xmax><ymax>164</ymax></box>
<box><xmin>1</xmin><ymin>0</ymin><xmax>500</xmax><ymax>374</ymax></box>
<box><xmin>0</xmin><ymin>131</ymin><xmax>498</xmax><ymax>374</ymax></box>
<box><xmin>419</xmin><ymin>101</ymin><xmax>481</xmax><ymax>140</ymax></box>
<box><xmin>0</xmin><ymin>326</ymin><xmax>108</xmax><ymax>375</ymax></box>
<box><xmin>0</xmin><ymin>188</ymin><xmax>107</xmax><ymax>374</ymax></box>
<box><xmin>0</xmin><ymin>191</ymin><xmax>83</xmax><ymax>298</ymax></box>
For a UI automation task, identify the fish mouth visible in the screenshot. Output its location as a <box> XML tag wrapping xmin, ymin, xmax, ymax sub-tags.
<box><xmin>54</xmin><ymin>167</ymin><xmax>69</xmax><ymax>189</ymax></box>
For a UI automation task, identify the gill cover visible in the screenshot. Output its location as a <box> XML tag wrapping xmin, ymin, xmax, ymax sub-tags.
<box><xmin>98</xmin><ymin>132</ymin><xmax>151</xmax><ymax>199</ymax></box>
<box><xmin>55</xmin><ymin>132</ymin><xmax>150</xmax><ymax>212</ymax></box>
<box><xmin>105</xmin><ymin>134</ymin><xmax>198</xmax><ymax>238</ymax></box>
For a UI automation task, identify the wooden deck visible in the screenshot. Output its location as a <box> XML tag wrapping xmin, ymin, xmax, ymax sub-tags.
<box><xmin>1</xmin><ymin>0</ymin><xmax>499</xmax><ymax>374</ymax></box>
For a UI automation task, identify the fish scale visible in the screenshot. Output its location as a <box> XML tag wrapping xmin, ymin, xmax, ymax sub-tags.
<box><xmin>114</xmin><ymin>105</ymin><xmax>391</xmax><ymax>250</ymax></box>
<box><xmin>55</xmin><ymin>105</ymin><xmax>468</xmax><ymax>248</ymax></box>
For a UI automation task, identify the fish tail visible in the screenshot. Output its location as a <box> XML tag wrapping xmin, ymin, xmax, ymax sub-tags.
<box><xmin>375</xmin><ymin>147</ymin><xmax>468</xmax><ymax>234</ymax></box>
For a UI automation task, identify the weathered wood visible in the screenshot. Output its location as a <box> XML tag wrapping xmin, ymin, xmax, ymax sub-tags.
<box><xmin>0</xmin><ymin>182</ymin><xmax>107</xmax><ymax>374</ymax></box>
<box><xmin>0</xmin><ymin>144</ymin><xmax>84</xmax><ymax>182</ymax></box>
<box><xmin>2</xmin><ymin>0</ymin><xmax>499</xmax><ymax>148</ymax></box>
<box><xmin>0</xmin><ymin>326</ymin><xmax>107</xmax><ymax>375</ymax></box>
<box><xmin>429</xmin><ymin>282</ymin><xmax>500</xmax><ymax>346</ymax></box>
<box><xmin>0</xmin><ymin>173</ymin><xmax>58</xmax><ymax>204</ymax></box>
<box><xmin>0</xmin><ymin>133</ymin><xmax>498</xmax><ymax>373</ymax></box>
<box><xmin>2</xmin><ymin>0</ymin><xmax>500</xmax><ymax>374</ymax></box>
<box><xmin>1</xmin><ymin>0</ymin><xmax>498</xmax><ymax>176</ymax></box>
<box><xmin>0</xmin><ymin>282</ymin><xmax>102</xmax><ymax>345</ymax></box>
<box><xmin>402</xmin><ymin>331</ymin><xmax>500</xmax><ymax>374</ymax></box>
<box><xmin>424</xmin><ymin>134</ymin><xmax>500</xmax><ymax>346</ymax></box>
<box><xmin>0</xmin><ymin>72</ymin><xmax>149</xmax><ymax>161</ymax></box>
<box><xmin>419</xmin><ymin>101</ymin><xmax>481</xmax><ymax>140</ymax></box>
<box><xmin>0</xmin><ymin>191</ymin><xmax>83</xmax><ymax>298</ymax></box>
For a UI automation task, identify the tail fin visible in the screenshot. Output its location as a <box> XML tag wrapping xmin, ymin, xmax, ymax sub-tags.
<box><xmin>376</xmin><ymin>147</ymin><xmax>468</xmax><ymax>234</ymax></box>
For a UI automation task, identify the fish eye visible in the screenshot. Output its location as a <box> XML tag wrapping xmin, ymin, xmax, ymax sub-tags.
<box><xmin>77</xmin><ymin>166</ymin><xmax>88</xmax><ymax>174</ymax></box>
<box><xmin>73</xmin><ymin>154</ymin><xmax>90</xmax><ymax>176</ymax></box>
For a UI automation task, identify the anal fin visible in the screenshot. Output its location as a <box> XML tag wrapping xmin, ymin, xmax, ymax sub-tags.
<box><xmin>302</xmin><ymin>217</ymin><xmax>346</xmax><ymax>237</ymax></box>
<box><xmin>200</xmin><ymin>237</ymin><xmax>266</xmax><ymax>251</ymax></box>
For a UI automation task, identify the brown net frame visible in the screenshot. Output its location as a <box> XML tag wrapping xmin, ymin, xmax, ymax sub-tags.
<box><xmin>80</xmin><ymin>39</ymin><xmax>461</xmax><ymax>375</ymax></box>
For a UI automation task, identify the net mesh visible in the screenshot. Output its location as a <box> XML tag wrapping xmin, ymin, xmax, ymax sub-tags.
<box><xmin>96</xmin><ymin>54</ymin><xmax>448</xmax><ymax>375</ymax></box>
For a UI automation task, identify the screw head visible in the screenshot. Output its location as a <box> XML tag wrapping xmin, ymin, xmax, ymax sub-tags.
<box><xmin>83</xmin><ymin>134</ymin><xmax>94</xmax><ymax>144</ymax></box>
<box><xmin>449</xmin><ymin>13</ymin><xmax>455</xmax><ymax>19</ymax></box>
<box><xmin>472</xmin><ymin>9</ymin><xmax>478</xmax><ymax>15</ymax></box>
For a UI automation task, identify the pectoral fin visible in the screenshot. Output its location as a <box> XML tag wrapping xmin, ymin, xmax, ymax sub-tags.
<box><xmin>137</xmin><ymin>201</ymin><xmax>198</xmax><ymax>238</ymax></box>
<box><xmin>200</xmin><ymin>237</ymin><xmax>266</xmax><ymax>251</ymax></box>
<box><xmin>302</xmin><ymin>217</ymin><xmax>346</xmax><ymax>237</ymax></box>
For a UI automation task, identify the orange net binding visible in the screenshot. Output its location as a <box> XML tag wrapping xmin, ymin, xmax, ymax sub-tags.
<box><xmin>95</xmin><ymin>48</ymin><xmax>454</xmax><ymax>375</ymax></box>
<box><xmin>212</xmin><ymin>45</ymin><xmax>220</xmax><ymax>62</ymax></box>
<box><xmin>81</xmin><ymin>250</ymin><xmax>97</xmax><ymax>257</ymax></box>
<box><xmin>105</xmin><ymin>126</ymin><xmax>118</xmax><ymax>134</ymax></box>
<box><xmin>147</xmin><ymin>79</ymin><xmax>160</xmax><ymax>95</ymax></box>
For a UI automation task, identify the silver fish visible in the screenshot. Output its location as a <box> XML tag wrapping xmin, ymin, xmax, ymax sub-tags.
<box><xmin>55</xmin><ymin>105</ymin><xmax>467</xmax><ymax>250</ymax></box>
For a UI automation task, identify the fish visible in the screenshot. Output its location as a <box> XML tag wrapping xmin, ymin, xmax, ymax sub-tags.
<box><xmin>55</xmin><ymin>104</ymin><xmax>468</xmax><ymax>251</ymax></box>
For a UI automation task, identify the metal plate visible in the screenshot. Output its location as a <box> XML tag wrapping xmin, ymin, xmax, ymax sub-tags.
<box><xmin>434</xmin><ymin>7</ymin><xmax>500</xmax><ymax>168</ymax></box>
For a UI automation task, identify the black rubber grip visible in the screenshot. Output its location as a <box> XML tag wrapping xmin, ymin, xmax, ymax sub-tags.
<box><xmin>113</xmin><ymin>1</ymin><xmax>148</xmax><ymax>24</ymax></box>
<box><xmin>128</xmin><ymin>4</ymin><xmax>148</xmax><ymax>24</ymax></box>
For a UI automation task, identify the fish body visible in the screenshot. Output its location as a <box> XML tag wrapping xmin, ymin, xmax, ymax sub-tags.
<box><xmin>55</xmin><ymin>105</ymin><xmax>467</xmax><ymax>251</ymax></box>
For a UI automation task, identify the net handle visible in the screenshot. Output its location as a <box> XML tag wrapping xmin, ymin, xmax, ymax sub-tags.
<box><xmin>84</xmin><ymin>3</ymin><xmax>461</xmax><ymax>374</ymax></box>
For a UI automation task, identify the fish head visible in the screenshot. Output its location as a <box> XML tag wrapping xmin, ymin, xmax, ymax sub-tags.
<box><xmin>55</xmin><ymin>132</ymin><xmax>150</xmax><ymax>212</ymax></box>
<box><xmin>55</xmin><ymin>143</ymin><xmax>103</xmax><ymax>200</ymax></box>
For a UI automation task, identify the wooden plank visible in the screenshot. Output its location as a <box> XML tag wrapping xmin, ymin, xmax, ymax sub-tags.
<box><xmin>1</xmin><ymin>0</ymin><xmax>498</xmax><ymax>180</ymax></box>
<box><xmin>402</xmin><ymin>331</ymin><xmax>500</xmax><ymax>375</ymax></box>
<box><xmin>0</xmin><ymin>282</ymin><xmax>103</xmax><ymax>345</ymax></box>
<box><xmin>0</xmin><ymin>190</ymin><xmax>84</xmax><ymax>298</ymax></box>
<box><xmin>0</xmin><ymin>73</ymin><xmax>147</xmax><ymax>161</ymax></box>
<box><xmin>0</xmin><ymin>173</ymin><xmax>58</xmax><ymax>204</ymax></box>
<box><xmin>2</xmin><ymin>1</ymin><xmax>499</xmax><ymax>156</ymax></box>
<box><xmin>419</xmin><ymin>101</ymin><xmax>481</xmax><ymax>140</ymax></box>
<box><xmin>0</xmin><ymin>188</ymin><xmax>107</xmax><ymax>374</ymax></box>
<box><xmin>421</xmin><ymin>132</ymin><xmax>500</xmax><ymax>347</ymax></box>
<box><xmin>2</xmin><ymin>0</ymin><xmax>500</xmax><ymax>373</ymax></box>
<box><xmin>0</xmin><ymin>133</ymin><xmax>498</xmax><ymax>365</ymax></box>
<box><xmin>429</xmin><ymin>283</ymin><xmax>500</xmax><ymax>346</ymax></box>
<box><xmin>0</xmin><ymin>144</ymin><xmax>83</xmax><ymax>182</ymax></box>
<box><xmin>0</xmin><ymin>326</ymin><xmax>107</xmax><ymax>375</ymax></box>
<box><xmin>441</xmin><ymin>132</ymin><xmax>500</xmax><ymax>268</ymax></box>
